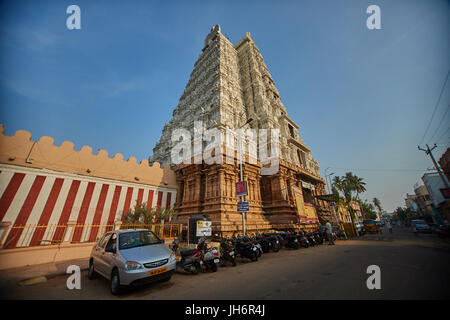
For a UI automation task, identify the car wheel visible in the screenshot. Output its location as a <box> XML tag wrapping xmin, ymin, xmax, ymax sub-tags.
<box><xmin>88</xmin><ymin>260</ymin><xmax>98</xmax><ymax>280</ymax></box>
<box><xmin>110</xmin><ymin>269</ymin><xmax>122</xmax><ymax>295</ymax></box>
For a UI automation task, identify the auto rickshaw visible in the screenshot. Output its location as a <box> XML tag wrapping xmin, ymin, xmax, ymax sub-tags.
<box><xmin>363</xmin><ymin>219</ymin><xmax>378</xmax><ymax>233</ymax></box>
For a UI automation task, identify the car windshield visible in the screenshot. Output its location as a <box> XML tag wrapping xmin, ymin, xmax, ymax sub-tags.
<box><xmin>119</xmin><ymin>230</ymin><xmax>161</xmax><ymax>250</ymax></box>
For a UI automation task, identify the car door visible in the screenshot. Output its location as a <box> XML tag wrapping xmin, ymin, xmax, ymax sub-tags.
<box><xmin>94</xmin><ymin>232</ymin><xmax>112</xmax><ymax>277</ymax></box>
<box><xmin>102</xmin><ymin>232</ymin><xmax>118</xmax><ymax>279</ymax></box>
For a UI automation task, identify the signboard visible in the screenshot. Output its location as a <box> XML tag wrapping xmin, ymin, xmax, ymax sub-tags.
<box><xmin>237</xmin><ymin>201</ymin><xmax>250</xmax><ymax>212</ymax></box>
<box><xmin>304</xmin><ymin>203</ymin><xmax>319</xmax><ymax>224</ymax></box>
<box><xmin>196</xmin><ymin>220</ymin><xmax>212</xmax><ymax>237</ymax></box>
<box><xmin>292</xmin><ymin>185</ymin><xmax>306</xmax><ymax>222</ymax></box>
<box><xmin>440</xmin><ymin>188</ymin><xmax>450</xmax><ymax>199</ymax></box>
<box><xmin>301</xmin><ymin>181</ymin><xmax>315</xmax><ymax>191</ymax></box>
<box><xmin>236</xmin><ymin>181</ymin><xmax>248</xmax><ymax>197</ymax></box>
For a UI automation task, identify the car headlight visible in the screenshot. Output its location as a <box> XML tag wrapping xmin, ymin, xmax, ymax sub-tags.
<box><xmin>169</xmin><ymin>252</ymin><xmax>176</xmax><ymax>261</ymax></box>
<box><xmin>125</xmin><ymin>261</ymin><xmax>144</xmax><ymax>270</ymax></box>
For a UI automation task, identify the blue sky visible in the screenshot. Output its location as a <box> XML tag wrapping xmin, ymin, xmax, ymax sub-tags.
<box><xmin>0</xmin><ymin>0</ymin><xmax>449</xmax><ymax>212</ymax></box>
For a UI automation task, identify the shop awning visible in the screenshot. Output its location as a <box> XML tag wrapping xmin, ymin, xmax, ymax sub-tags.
<box><xmin>314</xmin><ymin>194</ymin><xmax>336</xmax><ymax>202</ymax></box>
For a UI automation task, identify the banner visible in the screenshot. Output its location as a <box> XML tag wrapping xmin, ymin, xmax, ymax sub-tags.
<box><xmin>304</xmin><ymin>203</ymin><xmax>319</xmax><ymax>224</ymax></box>
<box><xmin>292</xmin><ymin>185</ymin><xmax>306</xmax><ymax>222</ymax></box>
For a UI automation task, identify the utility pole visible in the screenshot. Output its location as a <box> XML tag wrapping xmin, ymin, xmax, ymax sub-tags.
<box><xmin>238</xmin><ymin>117</ymin><xmax>254</xmax><ymax>236</ymax></box>
<box><xmin>418</xmin><ymin>144</ymin><xmax>449</xmax><ymax>188</ymax></box>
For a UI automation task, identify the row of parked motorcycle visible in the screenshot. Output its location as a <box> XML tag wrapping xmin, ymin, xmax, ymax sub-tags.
<box><xmin>172</xmin><ymin>229</ymin><xmax>346</xmax><ymax>274</ymax></box>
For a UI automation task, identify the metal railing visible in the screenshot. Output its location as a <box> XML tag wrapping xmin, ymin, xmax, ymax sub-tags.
<box><xmin>0</xmin><ymin>222</ymin><xmax>183</xmax><ymax>249</ymax></box>
<box><xmin>120</xmin><ymin>223</ymin><xmax>182</xmax><ymax>239</ymax></box>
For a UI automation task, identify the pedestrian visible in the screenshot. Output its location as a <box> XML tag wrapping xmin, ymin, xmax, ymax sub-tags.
<box><xmin>325</xmin><ymin>220</ymin><xmax>335</xmax><ymax>245</ymax></box>
<box><xmin>386</xmin><ymin>220</ymin><xmax>392</xmax><ymax>234</ymax></box>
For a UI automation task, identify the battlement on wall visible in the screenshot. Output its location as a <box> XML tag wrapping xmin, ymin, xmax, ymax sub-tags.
<box><xmin>0</xmin><ymin>124</ymin><xmax>177</xmax><ymax>189</ymax></box>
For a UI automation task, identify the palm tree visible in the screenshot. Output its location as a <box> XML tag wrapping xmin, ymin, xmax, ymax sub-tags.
<box><xmin>373</xmin><ymin>197</ymin><xmax>383</xmax><ymax>220</ymax></box>
<box><xmin>333</xmin><ymin>172</ymin><xmax>367</xmax><ymax>237</ymax></box>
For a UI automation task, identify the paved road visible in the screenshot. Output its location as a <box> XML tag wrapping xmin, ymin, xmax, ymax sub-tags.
<box><xmin>1</xmin><ymin>226</ymin><xmax>449</xmax><ymax>299</ymax></box>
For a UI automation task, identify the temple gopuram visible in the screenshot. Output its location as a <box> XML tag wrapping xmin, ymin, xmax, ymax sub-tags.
<box><xmin>150</xmin><ymin>25</ymin><xmax>334</xmax><ymax>235</ymax></box>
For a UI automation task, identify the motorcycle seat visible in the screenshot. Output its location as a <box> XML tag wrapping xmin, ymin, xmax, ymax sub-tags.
<box><xmin>181</xmin><ymin>249</ymin><xmax>197</xmax><ymax>257</ymax></box>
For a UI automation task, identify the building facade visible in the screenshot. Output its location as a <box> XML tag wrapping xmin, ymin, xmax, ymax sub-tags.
<box><xmin>422</xmin><ymin>172</ymin><xmax>450</xmax><ymax>223</ymax></box>
<box><xmin>150</xmin><ymin>26</ymin><xmax>330</xmax><ymax>234</ymax></box>
<box><xmin>438</xmin><ymin>148</ymin><xmax>450</xmax><ymax>181</ymax></box>
<box><xmin>0</xmin><ymin>125</ymin><xmax>177</xmax><ymax>248</ymax></box>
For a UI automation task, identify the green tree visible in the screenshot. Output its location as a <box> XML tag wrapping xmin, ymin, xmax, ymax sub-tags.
<box><xmin>373</xmin><ymin>197</ymin><xmax>383</xmax><ymax>220</ymax></box>
<box><xmin>332</xmin><ymin>172</ymin><xmax>367</xmax><ymax>237</ymax></box>
<box><xmin>358</xmin><ymin>199</ymin><xmax>377</xmax><ymax>220</ymax></box>
<box><xmin>124</xmin><ymin>202</ymin><xmax>156</xmax><ymax>225</ymax></box>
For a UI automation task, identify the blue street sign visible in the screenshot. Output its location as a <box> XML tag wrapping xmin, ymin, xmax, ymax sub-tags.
<box><xmin>238</xmin><ymin>201</ymin><xmax>250</xmax><ymax>212</ymax></box>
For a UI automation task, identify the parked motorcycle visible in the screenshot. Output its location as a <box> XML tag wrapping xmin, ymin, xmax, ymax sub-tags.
<box><xmin>232</xmin><ymin>235</ymin><xmax>258</xmax><ymax>262</ymax></box>
<box><xmin>313</xmin><ymin>230</ymin><xmax>324</xmax><ymax>245</ymax></box>
<box><xmin>219</xmin><ymin>237</ymin><xmax>236</xmax><ymax>266</ymax></box>
<box><xmin>261</xmin><ymin>233</ymin><xmax>281</xmax><ymax>252</ymax></box>
<box><xmin>247</xmin><ymin>234</ymin><xmax>263</xmax><ymax>257</ymax></box>
<box><xmin>282</xmin><ymin>232</ymin><xmax>300</xmax><ymax>250</ymax></box>
<box><xmin>305</xmin><ymin>232</ymin><xmax>317</xmax><ymax>246</ymax></box>
<box><xmin>296</xmin><ymin>230</ymin><xmax>310</xmax><ymax>248</ymax></box>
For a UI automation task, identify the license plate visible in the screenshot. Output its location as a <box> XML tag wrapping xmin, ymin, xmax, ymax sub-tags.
<box><xmin>213</xmin><ymin>259</ymin><xmax>219</xmax><ymax>263</ymax></box>
<box><xmin>229</xmin><ymin>251</ymin><xmax>234</xmax><ymax>255</ymax></box>
<box><xmin>148</xmin><ymin>266</ymin><xmax>167</xmax><ymax>277</ymax></box>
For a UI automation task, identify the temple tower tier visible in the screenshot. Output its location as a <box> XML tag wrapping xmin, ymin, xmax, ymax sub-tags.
<box><xmin>150</xmin><ymin>25</ymin><xmax>333</xmax><ymax>234</ymax></box>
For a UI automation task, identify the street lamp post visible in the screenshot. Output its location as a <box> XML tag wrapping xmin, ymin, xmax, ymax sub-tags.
<box><xmin>238</xmin><ymin>117</ymin><xmax>253</xmax><ymax>236</ymax></box>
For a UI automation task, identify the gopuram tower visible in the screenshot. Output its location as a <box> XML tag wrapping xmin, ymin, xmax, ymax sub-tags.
<box><xmin>150</xmin><ymin>25</ymin><xmax>332</xmax><ymax>234</ymax></box>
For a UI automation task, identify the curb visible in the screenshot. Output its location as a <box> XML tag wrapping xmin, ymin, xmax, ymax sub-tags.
<box><xmin>18</xmin><ymin>276</ymin><xmax>47</xmax><ymax>286</ymax></box>
<box><xmin>46</xmin><ymin>266</ymin><xmax>89</xmax><ymax>280</ymax></box>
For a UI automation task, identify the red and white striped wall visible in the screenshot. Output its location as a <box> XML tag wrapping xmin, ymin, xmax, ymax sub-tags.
<box><xmin>0</xmin><ymin>164</ymin><xmax>177</xmax><ymax>248</ymax></box>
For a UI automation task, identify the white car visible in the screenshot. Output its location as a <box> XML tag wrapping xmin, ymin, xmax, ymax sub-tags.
<box><xmin>88</xmin><ymin>229</ymin><xmax>176</xmax><ymax>295</ymax></box>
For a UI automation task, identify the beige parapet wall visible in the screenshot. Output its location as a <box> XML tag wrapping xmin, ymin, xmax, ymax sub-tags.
<box><xmin>0</xmin><ymin>242</ymin><xmax>94</xmax><ymax>270</ymax></box>
<box><xmin>0</xmin><ymin>124</ymin><xmax>176</xmax><ymax>189</ymax></box>
<box><xmin>0</xmin><ymin>239</ymin><xmax>176</xmax><ymax>270</ymax></box>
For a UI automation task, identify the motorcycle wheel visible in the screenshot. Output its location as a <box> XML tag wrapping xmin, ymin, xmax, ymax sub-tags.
<box><xmin>232</xmin><ymin>257</ymin><xmax>236</xmax><ymax>266</ymax></box>
<box><xmin>211</xmin><ymin>263</ymin><xmax>218</xmax><ymax>272</ymax></box>
<box><xmin>190</xmin><ymin>264</ymin><xmax>199</xmax><ymax>275</ymax></box>
<box><xmin>272</xmin><ymin>244</ymin><xmax>280</xmax><ymax>252</ymax></box>
<box><xmin>251</xmin><ymin>252</ymin><xmax>258</xmax><ymax>262</ymax></box>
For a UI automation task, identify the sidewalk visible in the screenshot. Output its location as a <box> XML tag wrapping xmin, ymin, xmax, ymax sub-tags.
<box><xmin>0</xmin><ymin>258</ymin><xmax>89</xmax><ymax>289</ymax></box>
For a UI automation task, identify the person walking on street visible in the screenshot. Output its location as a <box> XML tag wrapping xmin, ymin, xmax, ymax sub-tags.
<box><xmin>386</xmin><ymin>220</ymin><xmax>392</xmax><ymax>234</ymax></box>
<box><xmin>326</xmin><ymin>220</ymin><xmax>335</xmax><ymax>245</ymax></box>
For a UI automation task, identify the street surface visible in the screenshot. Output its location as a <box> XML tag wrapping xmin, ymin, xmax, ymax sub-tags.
<box><xmin>1</xmin><ymin>226</ymin><xmax>449</xmax><ymax>299</ymax></box>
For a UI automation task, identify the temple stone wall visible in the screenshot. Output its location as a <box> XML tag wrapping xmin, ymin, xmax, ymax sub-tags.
<box><xmin>150</xmin><ymin>25</ymin><xmax>330</xmax><ymax>234</ymax></box>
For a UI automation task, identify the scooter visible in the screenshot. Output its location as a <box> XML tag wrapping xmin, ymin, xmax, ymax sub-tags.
<box><xmin>197</xmin><ymin>238</ymin><xmax>220</xmax><ymax>272</ymax></box>
<box><xmin>177</xmin><ymin>245</ymin><xmax>202</xmax><ymax>274</ymax></box>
